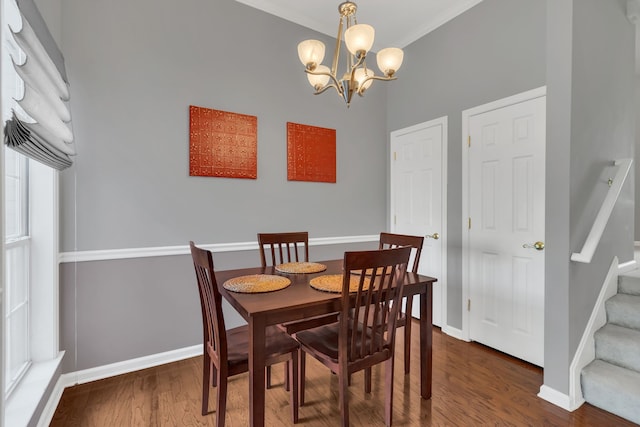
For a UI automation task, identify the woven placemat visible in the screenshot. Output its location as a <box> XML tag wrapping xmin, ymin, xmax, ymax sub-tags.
<box><xmin>223</xmin><ymin>274</ymin><xmax>291</xmax><ymax>293</ymax></box>
<box><xmin>309</xmin><ymin>274</ymin><xmax>371</xmax><ymax>293</ymax></box>
<box><xmin>275</xmin><ymin>262</ymin><xmax>327</xmax><ymax>274</ymax></box>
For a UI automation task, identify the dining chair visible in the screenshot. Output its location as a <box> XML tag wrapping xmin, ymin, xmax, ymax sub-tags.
<box><xmin>257</xmin><ymin>232</ymin><xmax>339</xmax><ymax>389</ymax></box>
<box><xmin>378</xmin><ymin>232</ymin><xmax>424</xmax><ymax>376</ymax></box>
<box><xmin>295</xmin><ymin>246</ymin><xmax>412</xmax><ymax>427</ymax></box>
<box><xmin>257</xmin><ymin>231</ymin><xmax>310</xmax><ymax>267</ymax></box>
<box><xmin>190</xmin><ymin>241</ymin><xmax>299</xmax><ymax>426</ymax></box>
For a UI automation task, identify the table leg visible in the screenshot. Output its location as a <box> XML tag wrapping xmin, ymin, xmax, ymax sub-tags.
<box><xmin>249</xmin><ymin>317</ymin><xmax>266</xmax><ymax>427</ymax></box>
<box><xmin>420</xmin><ymin>286</ymin><xmax>433</xmax><ymax>399</ymax></box>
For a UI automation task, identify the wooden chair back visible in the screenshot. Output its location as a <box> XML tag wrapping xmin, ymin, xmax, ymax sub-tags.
<box><xmin>377</xmin><ymin>232</ymin><xmax>424</xmax><ymax>376</ymax></box>
<box><xmin>257</xmin><ymin>232</ymin><xmax>309</xmax><ymax>267</ymax></box>
<box><xmin>190</xmin><ymin>241</ymin><xmax>227</xmax><ymax>370</ymax></box>
<box><xmin>379</xmin><ymin>232</ymin><xmax>424</xmax><ymax>273</ymax></box>
<box><xmin>341</xmin><ymin>246</ymin><xmax>411</xmax><ymax>364</ymax></box>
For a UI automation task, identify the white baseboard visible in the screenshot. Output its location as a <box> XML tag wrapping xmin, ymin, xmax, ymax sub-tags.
<box><xmin>441</xmin><ymin>325</ymin><xmax>468</xmax><ymax>341</ymax></box>
<box><xmin>538</xmin><ymin>385</ymin><xmax>574</xmax><ymax>411</ymax></box>
<box><xmin>67</xmin><ymin>344</ymin><xmax>202</xmax><ymax>386</ymax></box>
<box><xmin>38</xmin><ymin>344</ymin><xmax>201</xmax><ymax>426</ymax></box>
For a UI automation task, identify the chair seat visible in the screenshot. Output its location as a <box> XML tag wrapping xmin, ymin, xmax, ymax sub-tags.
<box><xmin>279</xmin><ymin>313</ymin><xmax>339</xmax><ymax>335</ymax></box>
<box><xmin>226</xmin><ymin>325</ymin><xmax>300</xmax><ymax>367</ymax></box>
<box><xmin>294</xmin><ymin>322</ymin><xmax>388</xmax><ymax>366</ymax></box>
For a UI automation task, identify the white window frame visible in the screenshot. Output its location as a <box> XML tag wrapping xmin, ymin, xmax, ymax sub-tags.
<box><xmin>2</xmin><ymin>0</ymin><xmax>62</xmax><ymax>424</ymax></box>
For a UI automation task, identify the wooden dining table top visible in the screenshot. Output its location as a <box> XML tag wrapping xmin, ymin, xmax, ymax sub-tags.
<box><xmin>215</xmin><ymin>259</ymin><xmax>437</xmax><ymax>324</ymax></box>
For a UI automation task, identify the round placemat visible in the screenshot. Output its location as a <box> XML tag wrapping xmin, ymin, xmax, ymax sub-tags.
<box><xmin>275</xmin><ymin>262</ymin><xmax>327</xmax><ymax>274</ymax></box>
<box><xmin>309</xmin><ymin>274</ymin><xmax>370</xmax><ymax>293</ymax></box>
<box><xmin>223</xmin><ymin>274</ymin><xmax>291</xmax><ymax>293</ymax></box>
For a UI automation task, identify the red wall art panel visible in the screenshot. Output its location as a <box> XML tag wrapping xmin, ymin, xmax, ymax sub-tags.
<box><xmin>286</xmin><ymin>122</ymin><xmax>336</xmax><ymax>183</ymax></box>
<box><xmin>189</xmin><ymin>105</ymin><xmax>257</xmax><ymax>179</ymax></box>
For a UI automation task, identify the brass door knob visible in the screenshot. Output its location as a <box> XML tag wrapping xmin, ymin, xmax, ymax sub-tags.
<box><xmin>426</xmin><ymin>233</ymin><xmax>440</xmax><ymax>240</ymax></box>
<box><xmin>522</xmin><ymin>241</ymin><xmax>544</xmax><ymax>251</ymax></box>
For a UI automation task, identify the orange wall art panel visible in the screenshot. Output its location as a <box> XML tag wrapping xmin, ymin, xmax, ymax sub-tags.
<box><xmin>189</xmin><ymin>105</ymin><xmax>257</xmax><ymax>179</ymax></box>
<box><xmin>287</xmin><ymin>122</ymin><xmax>336</xmax><ymax>183</ymax></box>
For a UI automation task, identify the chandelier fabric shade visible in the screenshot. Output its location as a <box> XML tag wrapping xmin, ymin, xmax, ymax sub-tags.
<box><xmin>297</xmin><ymin>1</ymin><xmax>404</xmax><ymax>106</ymax></box>
<box><xmin>3</xmin><ymin>0</ymin><xmax>76</xmax><ymax>170</ymax></box>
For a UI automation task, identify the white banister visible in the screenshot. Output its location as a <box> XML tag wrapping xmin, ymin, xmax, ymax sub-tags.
<box><xmin>571</xmin><ymin>158</ymin><xmax>633</xmax><ymax>263</ymax></box>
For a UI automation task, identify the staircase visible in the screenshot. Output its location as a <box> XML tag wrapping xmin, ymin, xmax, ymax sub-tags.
<box><xmin>581</xmin><ymin>272</ymin><xmax>640</xmax><ymax>424</ymax></box>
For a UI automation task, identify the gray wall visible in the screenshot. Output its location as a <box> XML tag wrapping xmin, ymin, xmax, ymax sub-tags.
<box><xmin>57</xmin><ymin>0</ymin><xmax>388</xmax><ymax>373</ymax></box>
<box><xmin>386</xmin><ymin>0</ymin><xmax>547</xmax><ymax>329</ymax></box>
<box><xmin>59</xmin><ymin>0</ymin><xmax>389</xmax><ymax>252</ymax></box>
<box><xmin>545</xmin><ymin>0</ymin><xmax>635</xmax><ymax>394</ymax></box>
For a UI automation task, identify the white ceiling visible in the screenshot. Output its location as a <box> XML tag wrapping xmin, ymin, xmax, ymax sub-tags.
<box><xmin>234</xmin><ymin>0</ymin><xmax>484</xmax><ymax>52</ymax></box>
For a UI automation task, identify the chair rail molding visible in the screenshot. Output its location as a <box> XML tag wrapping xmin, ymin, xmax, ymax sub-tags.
<box><xmin>58</xmin><ymin>234</ymin><xmax>379</xmax><ymax>263</ymax></box>
<box><xmin>571</xmin><ymin>158</ymin><xmax>633</xmax><ymax>264</ymax></box>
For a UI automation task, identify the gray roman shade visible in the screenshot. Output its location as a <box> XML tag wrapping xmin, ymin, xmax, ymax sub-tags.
<box><xmin>3</xmin><ymin>0</ymin><xmax>75</xmax><ymax>170</ymax></box>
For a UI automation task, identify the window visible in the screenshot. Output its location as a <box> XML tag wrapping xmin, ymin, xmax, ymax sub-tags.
<box><xmin>2</xmin><ymin>0</ymin><xmax>31</xmax><ymax>397</ymax></box>
<box><xmin>2</xmin><ymin>0</ymin><xmax>63</xmax><ymax>423</ymax></box>
<box><xmin>4</xmin><ymin>150</ymin><xmax>29</xmax><ymax>396</ymax></box>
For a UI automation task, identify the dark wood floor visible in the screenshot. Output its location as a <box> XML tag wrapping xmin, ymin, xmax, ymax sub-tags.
<box><xmin>50</xmin><ymin>323</ymin><xmax>637</xmax><ymax>426</ymax></box>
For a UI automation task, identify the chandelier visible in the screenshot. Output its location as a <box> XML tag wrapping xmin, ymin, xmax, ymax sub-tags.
<box><xmin>297</xmin><ymin>1</ymin><xmax>404</xmax><ymax>107</ymax></box>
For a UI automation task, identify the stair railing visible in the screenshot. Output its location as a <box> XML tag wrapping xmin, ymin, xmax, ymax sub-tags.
<box><xmin>571</xmin><ymin>158</ymin><xmax>633</xmax><ymax>263</ymax></box>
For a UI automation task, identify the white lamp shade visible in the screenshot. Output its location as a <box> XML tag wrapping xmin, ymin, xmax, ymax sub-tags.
<box><xmin>354</xmin><ymin>67</ymin><xmax>373</xmax><ymax>91</ymax></box>
<box><xmin>298</xmin><ymin>39</ymin><xmax>325</xmax><ymax>68</ymax></box>
<box><xmin>307</xmin><ymin>65</ymin><xmax>330</xmax><ymax>88</ymax></box>
<box><xmin>344</xmin><ymin>24</ymin><xmax>374</xmax><ymax>55</ymax></box>
<box><xmin>376</xmin><ymin>47</ymin><xmax>404</xmax><ymax>76</ymax></box>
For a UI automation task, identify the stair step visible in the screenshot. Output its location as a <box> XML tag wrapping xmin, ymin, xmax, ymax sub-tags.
<box><xmin>581</xmin><ymin>360</ymin><xmax>640</xmax><ymax>424</ymax></box>
<box><xmin>595</xmin><ymin>324</ymin><xmax>640</xmax><ymax>372</ymax></box>
<box><xmin>619</xmin><ymin>274</ymin><xmax>640</xmax><ymax>296</ymax></box>
<box><xmin>606</xmin><ymin>293</ymin><xmax>640</xmax><ymax>329</ymax></box>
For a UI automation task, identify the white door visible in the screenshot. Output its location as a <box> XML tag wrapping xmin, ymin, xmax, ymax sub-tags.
<box><xmin>464</xmin><ymin>90</ymin><xmax>545</xmax><ymax>366</ymax></box>
<box><xmin>390</xmin><ymin>117</ymin><xmax>447</xmax><ymax>327</ymax></box>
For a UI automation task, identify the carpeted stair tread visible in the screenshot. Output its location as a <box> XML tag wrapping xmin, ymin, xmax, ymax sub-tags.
<box><xmin>618</xmin><ymin>274</ymin><xmax>640</xmax><ymax>296</ymax></box>
<box><xmin>595</xmin><ymin>324</ymin><xmax>640</xmax><ymax>372</ymax></box>
<box><xmin>581</xmin><ymin>359</ymin><xmax>640</xmax><ymax>424</ymax></box>
<box><xmin>605</xmin><ymin>293</ymin><xmax>640</xmax><ymax>330</ymax></box>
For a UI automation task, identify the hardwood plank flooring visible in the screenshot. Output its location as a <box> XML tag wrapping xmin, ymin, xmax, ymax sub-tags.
<box><xmin>50</xmin><ymin>324</ymin><xmax>637</xmax><ymax>426</ymax></box>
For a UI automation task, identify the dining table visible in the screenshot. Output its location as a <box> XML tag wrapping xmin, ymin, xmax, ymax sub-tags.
<box><xmin>214</xmin><ymin>258</ymin><xmax>437</xmax><ymax>427</ymax></box>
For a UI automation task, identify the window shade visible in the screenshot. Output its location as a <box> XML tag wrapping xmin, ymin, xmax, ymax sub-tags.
<box><xmin>3</xmin><ymin>0</ymin><xmax>75</xmax><ymax>170</ymax></box>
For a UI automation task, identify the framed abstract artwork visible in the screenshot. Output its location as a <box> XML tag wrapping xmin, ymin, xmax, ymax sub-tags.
<box><xmin>189</xmin><ymin>105</ymin><xmax>257</xmax><ymax>179</ymax></box>
<box><xmin>286</xmin><ymin>122</ymin><xmax>336</xmax><ymax>183</ymax></box>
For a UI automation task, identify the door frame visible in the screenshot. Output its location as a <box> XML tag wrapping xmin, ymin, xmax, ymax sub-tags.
<box><xmin>461</xmin><ymin>86</ymin><xmax>546</xmax><ymax>341</ymax></box>
<box><xmin>389</xmin><ymin>116</ymin><xmax>448</xmax><ymax>329</ymax></box>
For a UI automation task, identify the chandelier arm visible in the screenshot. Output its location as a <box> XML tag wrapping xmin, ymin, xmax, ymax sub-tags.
<box><xmin>349</xmin><ymin>52</ymin><xmax>366</xmax><ymax>74</ymax></box>
<box><xmin>344</xmin><ymin>52</ymin><xmax>367</xmax><ymax>93</ymax></box>
<box><xmin>356</xmin><ymin>75</ymin><xmax>398</xmax><ymax>96</ymax></box>
<box><xmin>314</xmin><ymin>83</ymin><xmax>340</xmax><ymax>95</ymax></box>
<box><xmin>305</xmin><ymin>69</ymin><xmax>344</xmax><ymax>94</ymax></box>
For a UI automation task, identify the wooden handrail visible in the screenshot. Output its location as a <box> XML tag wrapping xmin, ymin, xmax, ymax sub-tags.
<box><xmin>571</xmin><ymin>158</ymin><xmax>633</xmax><ymax>263</ymax></box>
